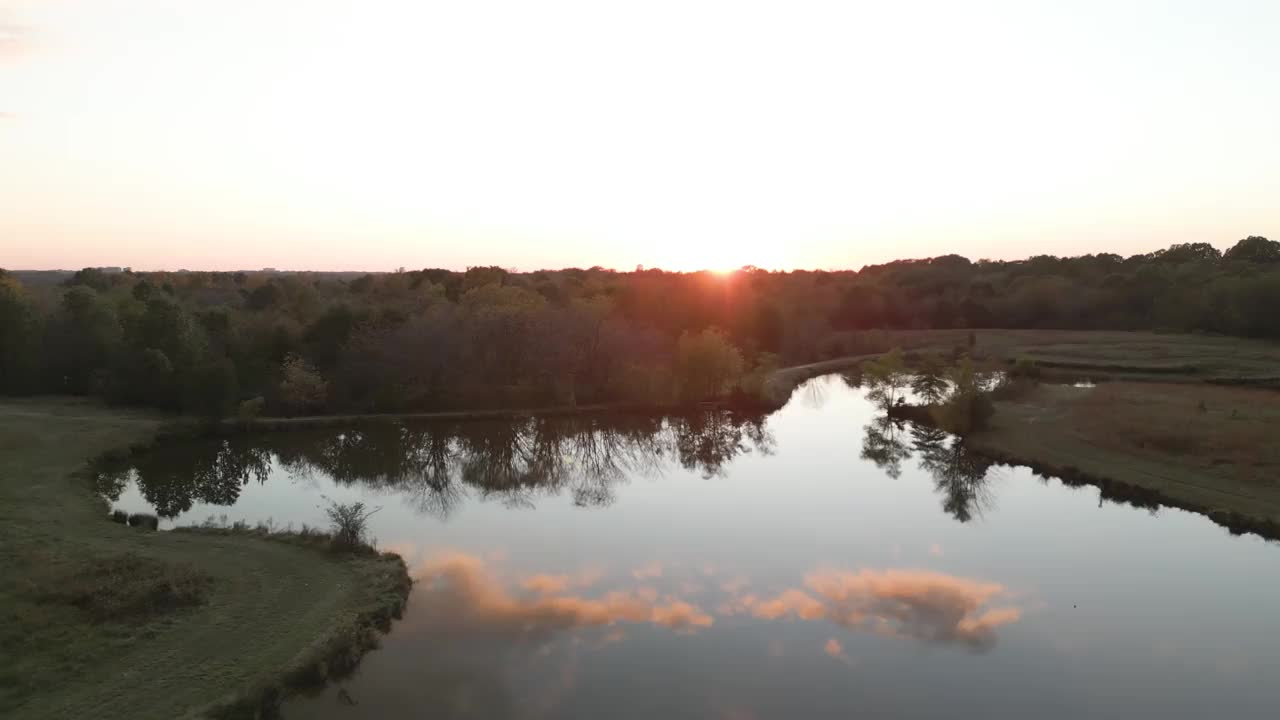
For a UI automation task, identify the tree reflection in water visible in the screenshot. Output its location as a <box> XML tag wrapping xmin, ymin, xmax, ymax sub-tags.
<box><xmin>95</xmin><ymin>411</ymin><xmax>775</xmax><ymax>519</ymax></box>
<box><xmin>859</xmin><ymin>416</ymin><xmax>911</xmax><ymax>479</ymax></box>
<box><xmin>859</xmin><ymin>418</ymin><xmax>996</xmax><ymax>523</ymax></box>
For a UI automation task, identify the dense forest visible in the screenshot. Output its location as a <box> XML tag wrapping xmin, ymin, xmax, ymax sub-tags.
<box><xmin>1</xmin><ymin>236</ymin><xmax>1277</xmax><ymax>417</ymax></box>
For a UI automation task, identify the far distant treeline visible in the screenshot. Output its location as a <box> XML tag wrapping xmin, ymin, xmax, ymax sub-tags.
<box><xmin>1</xmin><ymin>236</ymin><xmax>1277</xmax><ymax>417</ymax></box>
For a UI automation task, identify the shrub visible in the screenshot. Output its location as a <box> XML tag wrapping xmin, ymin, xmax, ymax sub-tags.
<box><xmin>930</xmin><ymin>356</ymin><xmax>995</xmax><ymax>435</ymax></box>
<box><xmin>128</xmin><ymin>512</ymin><xmax>159</xmax><ymax>530</ymax></box>
<box><xmin>110</xmin><ymin>509</ymin><xmax>129</xmax><ymax>524</ymax></box>
<box><xmin>237</xmin><ymin>396</ymin><xmax>266</xmax><ymax>423</ymax></box>
<box><xmin>322</xmin><ymin>498</ymin><xmax>380</xmax><ymax>553</ymax></box>
<box><xmin>278</xmin><ymin>355</ymin><xmax>329</xmax><ymax>415</ymax></box>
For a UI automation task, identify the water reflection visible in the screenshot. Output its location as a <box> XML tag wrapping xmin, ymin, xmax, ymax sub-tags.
<box><xmin>722</xmin><ymin>568</ymin><xmax>1020</xmax><ymax>653</ymax></box>
<box><xmin>96</xmin><ymin>411</ymin><xmax>775</xmax><ymax>519</ymax></box>
<box><xmin>859</xmin><ymin>416</ymin><xmax>911</xmax><ymax>480</ymax></box>
<box><xmin>858</xmin><ymin>418</ymin><xmax>996</xmax><ymax>523</ymax></box>
<box><xmin>909</xmin><ymin>425</ymin><xmax>996</xmax><ymax>523</ymax></box>
<box><xmin>87</xmin><ymin>373</ymin><xmax>1280</xmax><ymax>719</ymax></box>
<box><xmin>94</xmin><ymin>442</ymin><xmax>272</xmax><ymax>518</ymax></box>
<box><xmin>410</xmin><ymin>553</ymin><xmax>715</xmax><ymax>638</ymax></box>
<box><xmin>408</xmin><ymin>552</ymin><xmax>1018</xmax><ymax>652</ymax></box>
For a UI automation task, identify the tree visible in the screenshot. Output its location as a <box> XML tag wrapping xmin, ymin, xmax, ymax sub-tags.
<box><xmin>185</xmin><ymin>359</ymin><xmax>239</xmax><ymax>418</ymax></box>
<box><xmin>1149</xmin><ymin>242</ymin><xmax>1222</xmax><ymax>264</ymax></box>
<box><xmin>910</xmin><ymin>353</ymin><xmax>949</xmax><ymax>404</ymax></box>
<box><xmin>674</xmin><ymin>328</ymin><xmax>745</xmax><ymax>402</ymax></box>
<box><xmin>930</xmin><ymin>356</ymin><xmax>994</xmax><ymax>435</ymax></box>
<box><xmin>0</xmin><ymin>274</ymin><xmax>40</xmax><ymax>393</ymax></box>
<box><xmin>863</xmin><ymin>347</ymin><xmax>909</xmax><ymax>410</ymax></box>
<box><xmin>45</xmin><ymin>286</ymin><xmax>123</xmax><ymax>393</ymax></box>
<box><xmin>278</xmin><ymin>354</ymin><xmax>328</xmax><ymax>415</ymax></box>
<box><xmin>1224</xmin><ymin>236</ymin><xmax>1280</xmax><ymax>264</ymax></box>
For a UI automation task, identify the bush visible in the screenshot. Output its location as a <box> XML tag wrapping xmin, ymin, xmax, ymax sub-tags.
<box><xmin>110</xmin><ymin>509</ymin><xmax>129</xmax><ymax>524</ymax></box>
<box><xmin>278</xmin><ymin>355</ymin><xmax>329</xmax><ymax>415</ymax></box>
<box><xmin>322</xmin><ymin>498</ymin><xmax>380</xmax><ymax>553</ymax></box>
<box><xmin>238</xmin><ymin>396</ymin><xmax>266</xmax><ymax>422</ymax></box>
<box><xmin>128</xmin><ymin>512</ymin><xmax>159</xmax><ymax>530</ymax></box>
<box><xmin>930</xmin><ymin>357</ymin><xmax>995</xmax><ymax>435</ymax></box>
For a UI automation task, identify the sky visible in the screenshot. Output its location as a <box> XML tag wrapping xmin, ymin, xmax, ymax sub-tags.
<box><xmin>1</xmin><ymin>0</ymin><xmax>1278</xmax><ymax>272</ymax></box>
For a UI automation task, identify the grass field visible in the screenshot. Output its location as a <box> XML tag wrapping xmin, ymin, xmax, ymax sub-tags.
<box><xmin>0</xmin><ymin>398</ymin><xmax>408</xmax><ymax>719</ymax></box>
<box><xmin>968</xmin><ymin>382</ymin><xmax>1280</xmax><ymax>534</ymax></box>
<box><xmin>766</xmin><ymin>329</ymin><xmax>1280</xmax><ymax>403</ymax></box>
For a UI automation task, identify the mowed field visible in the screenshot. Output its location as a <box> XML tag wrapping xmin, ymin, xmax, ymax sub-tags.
<box><xmin>972</xmin><ymin>382</ymin><xmax>1280</xmax><ymax>529</ymax></box>
<box><xmin>0</xmin><ymin>399</ymin><xmax>405</xmax><ymax>720</ymax></box>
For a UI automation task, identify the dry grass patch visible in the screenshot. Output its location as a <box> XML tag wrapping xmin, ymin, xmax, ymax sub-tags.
<box><xmin>27</xmin><ymin>553</ymin><xmax>211</xmax><ymax>623</ymax></box>
<box><xmin>1066</xmin><ymin>383</ymin><xmax>1280</xmax><ymax>480</ymax></box>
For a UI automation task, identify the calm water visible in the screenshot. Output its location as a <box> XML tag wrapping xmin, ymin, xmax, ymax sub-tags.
<box><xmin>100</xmin><ymin>376</ymin><xmax>1280</xmax><ymax>719</ymax></box>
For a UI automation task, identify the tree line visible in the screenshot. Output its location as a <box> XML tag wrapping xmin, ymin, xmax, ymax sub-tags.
<box><xmin>1</xmin><ymin>235</ymin><xmax>1276</xmax><ymax>417</ymax></box>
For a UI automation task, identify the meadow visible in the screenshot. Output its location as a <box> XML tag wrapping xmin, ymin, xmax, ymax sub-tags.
<box><xmin>0</xmin><ymin>399</ymin><xmax>408</xmax><ymax>720</ymax></box>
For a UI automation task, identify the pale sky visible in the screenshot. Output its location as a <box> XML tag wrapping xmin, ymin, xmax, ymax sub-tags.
<box><xmin>1</xmin><ymin>0</ymin><xmax>1277</xmax><ymax>271</ymax></box>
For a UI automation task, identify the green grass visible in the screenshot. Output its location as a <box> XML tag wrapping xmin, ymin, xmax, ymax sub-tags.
<box><xmin>0</xmin><ymin>398</ymin><xmax>409</xmax><ymax>719</ymax></box>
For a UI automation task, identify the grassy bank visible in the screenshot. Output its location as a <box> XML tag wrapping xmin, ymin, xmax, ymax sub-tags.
<box><xmin>955</xmin><ymin>382</ymin><xmax>1280</xmax><ymax>537</ymax></box>
<box><xmin>0</xmin><ymin>398</ymin><xmax>410</xmax><ymax>720</ymax></box>
<box><xmin>767</xmin><ymin>329</ymin><xmax>1280</xmax><ymax>403</ymax></box>
<box><xmin>970</xmin><ymin>382</ymin><xmax>1280</xmax><ymax>535</ymax></box>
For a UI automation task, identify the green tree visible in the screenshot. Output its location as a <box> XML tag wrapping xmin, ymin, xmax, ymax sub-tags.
<box><xmin>910</xmin><ymin>353</ymin><xmax>949</xmax><ymax>404</ymax></box>
<box><xmin>674</xmin><ymin>328</ymin><xmax>745</xmax><ymax>401</ymax></box>
<box><xmin>863</xmin><ymin>347</ymin><xmax>908</xmax><ymax>410</ymax></box>
<box><xmin>278</xmin><ymin>354</ymin><xmax>328</xmax><ymax>414</ymax></box>
<box><xmin>930</xmin><ymin>356</ymin><xmax>994</xmax><ymax>435</ymax></box>
<box><xmin>185</xmin><ymin>359</ymin><xmax>239</xmax><ymax>418</ymax></box>
<box><xmin>1223</xmin><ymin>236</ymin><xmax>1280</xmax><ymax>264</ymax></box>
<box><xmin>45</xmin><ymin>286</ymin><xmax>123</xmax><ymax>393</ymax></box>
<box><xmin>0</xmin><ymin>273</ymin><xmax>40</xmax><ymax>393</ymax></box>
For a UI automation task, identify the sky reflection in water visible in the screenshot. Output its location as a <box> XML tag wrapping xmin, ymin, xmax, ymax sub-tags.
<box><xmin>99</xmin><ymin>376</ymin><xmax>1280</xmax><ymax>719</ymax></box>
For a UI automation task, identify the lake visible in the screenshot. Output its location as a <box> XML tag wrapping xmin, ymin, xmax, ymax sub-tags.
<box><xmin>99</xmin><ymin>375</ymin><xmax>1280</xmax><ymax>719</ymax></box>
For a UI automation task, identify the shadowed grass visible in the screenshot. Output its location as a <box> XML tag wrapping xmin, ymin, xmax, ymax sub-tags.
<box><xmin>0</xmin><ymin>398</ymin><xmax>410</xmax><ymax>719</ymax></box>
<box><xmin>24</xmin><ymin>553</ymin><xmax>211</xmax><ymax>623</ymax></box>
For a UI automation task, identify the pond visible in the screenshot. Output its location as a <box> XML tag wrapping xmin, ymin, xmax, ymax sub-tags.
<box><xmin>98</xmin><ymin>375</ymin><xmax>1280</xmax><ymax>719</ymax></box>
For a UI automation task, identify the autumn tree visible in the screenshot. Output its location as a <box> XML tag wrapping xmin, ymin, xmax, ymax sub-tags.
<box><xmin>278</xmin><ymin>354</ymin><xmax>328</xmax><ymax>415</ymax></box>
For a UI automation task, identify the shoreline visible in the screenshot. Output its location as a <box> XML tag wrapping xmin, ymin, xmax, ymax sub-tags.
<box><xmin>0</xmin><ymin>400</ymin><xmax>414</xmax><ymax>720</ymax></box>
<box><xmin>886</xmin><ymin>383</ymin><xmax>1280</xmax><ymax>542</ymax></box>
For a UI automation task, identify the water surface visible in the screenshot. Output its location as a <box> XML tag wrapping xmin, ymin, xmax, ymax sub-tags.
<box><xmin>100</xmin><ymin>376</ymin><xmax>1280</xmax><ymax>719</ymax></box>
